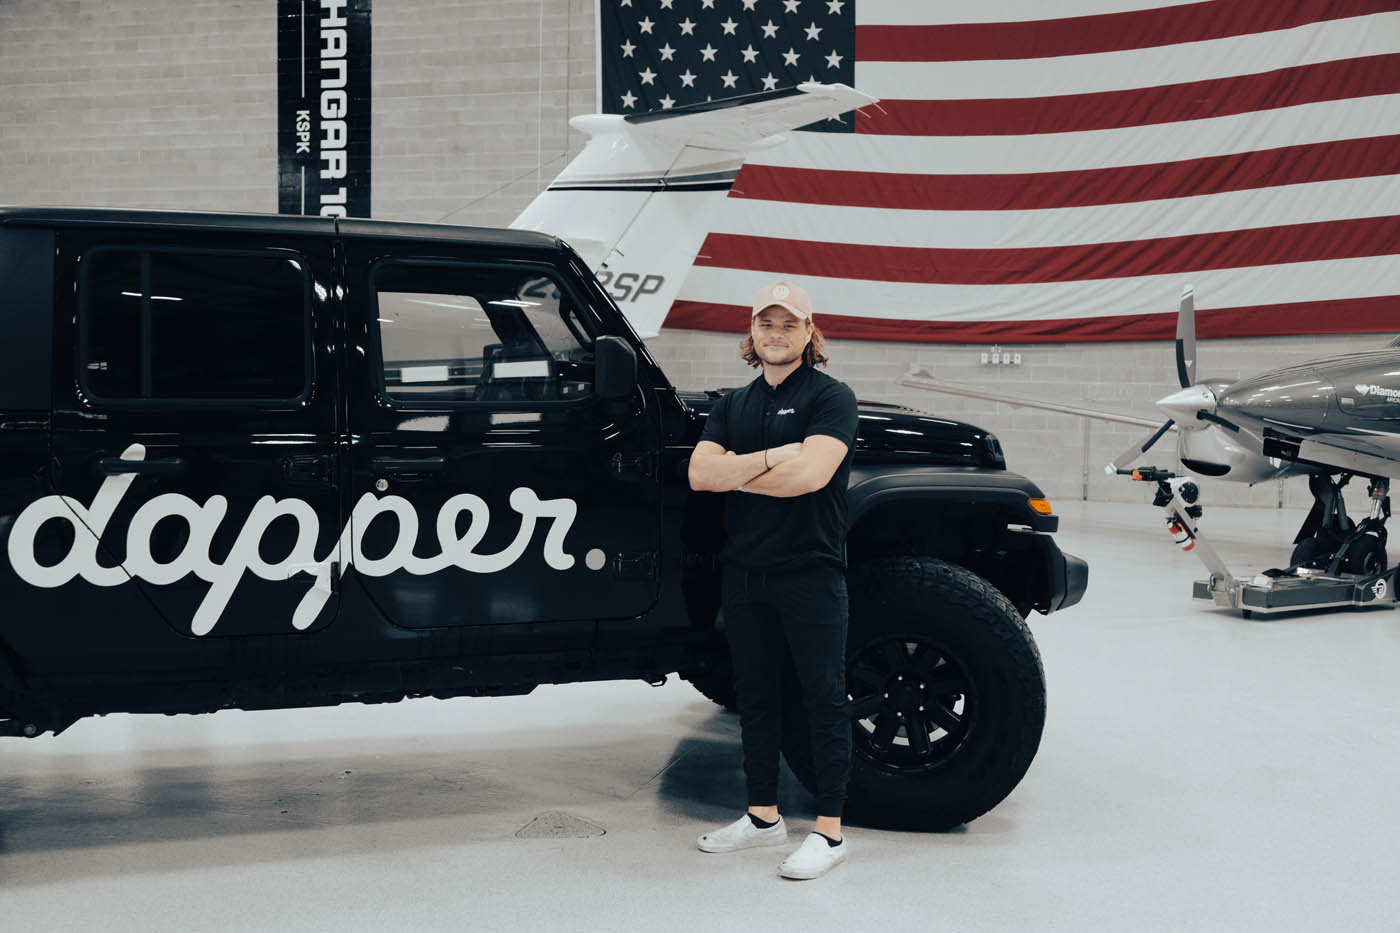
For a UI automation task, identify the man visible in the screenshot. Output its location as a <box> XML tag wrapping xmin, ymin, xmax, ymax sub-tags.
<box><xmin>687</xmin><ymin>280</ymin><xmax>858</xmax><ymax>880</ymax></box>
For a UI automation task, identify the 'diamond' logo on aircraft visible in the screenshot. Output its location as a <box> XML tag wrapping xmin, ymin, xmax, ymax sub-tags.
<box><xmin>1355</xmin><ymin>383</ymin><xmax>1400</xmax><ymax>401</ymax></box>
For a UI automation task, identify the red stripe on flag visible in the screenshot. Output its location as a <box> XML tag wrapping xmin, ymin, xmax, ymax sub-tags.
<box><xmin>664</xmin><ymin>296</ymin><xmax>1400</xmax><ymax>344</ymax></box>
<box><xmin>856</xmin><ymin>54</ymin><xmax>1400</xmax><ymax>136</ymax></box>
<box><xmin>694</xmin><ymin>216</ymin><xmax>1400</xmax><ymax>285</ymax></box>
<box><xmin>731</xmin><ymin>136</ymin><xmax>1400</xmax><ymax>211</ymax></box>
<box><xmin>858</xmin><ymin>0</ymin><xmax>1397</xmax><ymax>62</ymax></box>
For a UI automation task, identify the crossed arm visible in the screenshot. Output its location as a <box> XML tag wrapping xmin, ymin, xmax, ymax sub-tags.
<box><xmin>687</xmin><ymin>435</ymin><xmax>850</xmax><ymax>498</ymax></box>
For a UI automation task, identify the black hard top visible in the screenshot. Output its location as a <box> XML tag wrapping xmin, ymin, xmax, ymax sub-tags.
<box><xmin>0</xmin><ymin>206</ymin><xmax>561</xmax><ymax>251</ymax></box>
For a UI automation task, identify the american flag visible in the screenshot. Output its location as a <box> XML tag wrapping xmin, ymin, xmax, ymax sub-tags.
<box><xmin>600</xmin><ymin>0</ymin><xmax>1400</xmax><ymax>343</ymax></box>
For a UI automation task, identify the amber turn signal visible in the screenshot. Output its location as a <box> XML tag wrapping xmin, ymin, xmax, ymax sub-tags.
<box><xmin>1028</xmin><ymin>497</ymin><xmax>1053</xmax><ymax>515</ymax></box>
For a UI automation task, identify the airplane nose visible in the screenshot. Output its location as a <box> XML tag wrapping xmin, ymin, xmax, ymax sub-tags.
<box><xmin>1156</xmin><ymin>384</ymin><xmax>1217</xmax><ymax>423</ymax></box>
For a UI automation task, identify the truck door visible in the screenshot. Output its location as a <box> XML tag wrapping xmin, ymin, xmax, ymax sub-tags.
<box><xmin>340</xmin><ymin>240</ymin><xmax>661</xmax><ymax>628</ymax></box>
<box><xmin>39</xmin><ymin>226</ymin><xmax>343</xmax><ymax>641</ymax></box>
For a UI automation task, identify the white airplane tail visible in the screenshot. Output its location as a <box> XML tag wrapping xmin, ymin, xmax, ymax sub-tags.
<box><xmin>510</xmin><ymin>83</ymin><xmax>875</xmax><ymax>337</ymax></box>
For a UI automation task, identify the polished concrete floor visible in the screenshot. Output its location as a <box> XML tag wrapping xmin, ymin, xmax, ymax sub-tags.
<box><xmin>2</xmin><ymin>500</ymin><xmax>1398</xmax><ymax>931</ymax></box>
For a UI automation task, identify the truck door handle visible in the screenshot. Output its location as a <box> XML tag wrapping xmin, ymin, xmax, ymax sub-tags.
<box><xmin>97</xmin><ymin>456</ymin><xmax>186</xmax><ymax>476</ymax></box>
<box><xmin>283</xmin><ymin>454</ymin><xmax>335</xmax><ymax>486</ymax></box>
<box><xmin>371</xmin><ymin>456</ymin><xmax>447</xmax><ymax>475</ymax></box>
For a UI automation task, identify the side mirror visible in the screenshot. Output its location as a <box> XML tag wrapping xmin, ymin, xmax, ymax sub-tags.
<box><xmin>594</xmin><ymin>335</ymin><xmax>638</xmax><ymax>400</ymax></box>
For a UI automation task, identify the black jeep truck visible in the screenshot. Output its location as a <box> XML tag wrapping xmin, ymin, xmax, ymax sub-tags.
<box><xmin>0</xmin><ymin>208</ymin><xmax>1086</xmax><ymax>831</ymax></box>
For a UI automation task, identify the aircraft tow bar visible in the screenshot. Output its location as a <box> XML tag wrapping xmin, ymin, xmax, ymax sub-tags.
<box><xmin>1119</xmin><ymin>468</ymin><xmax>1232</xmax><ymax>582</ymax></box>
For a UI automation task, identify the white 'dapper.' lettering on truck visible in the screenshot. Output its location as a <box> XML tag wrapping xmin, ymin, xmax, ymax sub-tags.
<box><xmin>6</xmin><ymin>444</ymin><xmax>581</xmax><ymax>637</ymax></box>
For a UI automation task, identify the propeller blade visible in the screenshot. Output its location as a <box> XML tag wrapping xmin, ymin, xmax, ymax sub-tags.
<box><xmin>1198</xmin><ymin>411</ymin><xmax>1240</xmax><ymax>433</ymax></box>
<box><xmin>1103</xmin><ymin>418</ymin><xmax>1175</xmax><ymax>474</ymax></box>
<box><xmin>1174</xmin><ymin>284</ymin><xmax>1196</xmax><ymax>388</ymax></box>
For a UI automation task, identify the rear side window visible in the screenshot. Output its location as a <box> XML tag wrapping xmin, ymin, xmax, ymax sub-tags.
<box><xmin>80</xmin><ymin>247</ymin><xmax>310</xmax><ymax>403</ymax></box>
<box><xmin>372</xmin><ymin>261</ymin><xmax>596</xmax><ymax>405</ymax></box>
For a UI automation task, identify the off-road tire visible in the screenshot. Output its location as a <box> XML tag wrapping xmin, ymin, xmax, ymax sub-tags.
<box><xmin>680</xmin><ymin>661</ymin><xmax>737</xmax><ymax>712</ymax></box>
<box><xmin>780</xmin><ymin>557</ymin><xmax>1046</xmax><ymax>831</ymax></box>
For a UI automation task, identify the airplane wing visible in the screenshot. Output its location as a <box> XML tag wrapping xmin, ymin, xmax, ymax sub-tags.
<box><xmin>511</xmin><ymin>83</ymin><xmax>876</xmax><ymax>337</ymax></box>
<box><xmin>1296</xmin><ymin>432</ymin><xmax>1400</xmax><ymax>479</ymax></box>
<box><xmin>897</xmin><ymin>369</ymin><xmax>1170</xmax><ymax>430</ymax></box>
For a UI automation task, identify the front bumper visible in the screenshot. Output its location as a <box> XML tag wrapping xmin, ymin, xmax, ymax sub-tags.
<box><xmin>1055</xmin><ymin>551</ymin><xmax>1089</xmax><ymax>612</ymax></box>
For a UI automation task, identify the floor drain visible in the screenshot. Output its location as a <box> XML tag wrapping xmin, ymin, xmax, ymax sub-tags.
<box><xmin>515</xmin><ymin>810</ymin><xmax>607</xmax><ymax>839</ymax></box>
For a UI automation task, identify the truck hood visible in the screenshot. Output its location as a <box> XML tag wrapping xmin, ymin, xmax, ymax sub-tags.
<box><xmin>677</xmin><ymin>390</ymin><xmax>1006</xmax><ymax>469</ymax></box>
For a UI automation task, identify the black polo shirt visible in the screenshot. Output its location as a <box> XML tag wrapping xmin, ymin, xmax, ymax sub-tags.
<box><xmin>699</xmin><ymin>364</ymin><xmax>859</xmax><ymax>571</ymax></box>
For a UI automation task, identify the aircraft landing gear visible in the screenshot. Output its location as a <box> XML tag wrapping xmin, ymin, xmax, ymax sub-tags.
<box><xmin>1290</xmin><ymin>474</ymin><xmax>1389</xmax><ymax>575</ymax></box>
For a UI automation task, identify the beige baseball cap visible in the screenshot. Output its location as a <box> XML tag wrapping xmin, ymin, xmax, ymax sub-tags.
<box><xmin>751</xmin><ymin>280</ymin><xmax>813</xmax><ymax>320</ymax></box>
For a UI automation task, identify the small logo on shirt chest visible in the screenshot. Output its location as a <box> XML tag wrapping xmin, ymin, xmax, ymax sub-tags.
<box><xmin>777</xmin><ymin>408</ymin><xmax>796</xmax><ymax>416</ymax></box>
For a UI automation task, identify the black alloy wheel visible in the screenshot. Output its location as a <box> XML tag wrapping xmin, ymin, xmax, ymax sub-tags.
<box><xmin>847</xmin><ymin>634</ymin><xmax>974</xmax><ymax>771</ymax></box>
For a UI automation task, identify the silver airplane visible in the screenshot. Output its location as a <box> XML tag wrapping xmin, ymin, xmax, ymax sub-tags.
<box><xmin>901</xmin><ymin>286</ymin><xmax>1400</xmax><ymax>575</ymax></box>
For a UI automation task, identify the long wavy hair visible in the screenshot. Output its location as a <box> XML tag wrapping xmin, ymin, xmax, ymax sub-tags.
<box><xmin>739</xmin><ymin>320</ymin><xmax>830</xmax><ymax>369</ymax></box>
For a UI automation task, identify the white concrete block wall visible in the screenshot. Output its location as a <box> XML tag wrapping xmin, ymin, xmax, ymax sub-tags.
<box><xmin>0</xmin><ymin>0</ymin><xmax>594</xmax><ymax>223</ymax></box>
<box><xmin>0</xmin><ymin>0</ymin><xmax>276</xmax><ymax>211</ymax></box>
<box><xmin>3</xmin><ymin>0</ymin><xmax>1388</xmax><ymax>514</ymax></box>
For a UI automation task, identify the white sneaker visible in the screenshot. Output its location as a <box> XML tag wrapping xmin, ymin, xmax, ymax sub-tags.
<box><xmin>778</xmin><ymin>832</ymin><xmax>848</xmax><ymax>880</ymax></box>
<box><xmin>697</xmin><ymin>813</ymin><xmax>789</xmax><ymax>853</ymax></box>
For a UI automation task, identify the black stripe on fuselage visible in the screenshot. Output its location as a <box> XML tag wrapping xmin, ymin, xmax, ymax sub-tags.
<box><xmin>546</xmin><ymin>181</ymin><xmax>735</xmax><ymax>192</ymax></box>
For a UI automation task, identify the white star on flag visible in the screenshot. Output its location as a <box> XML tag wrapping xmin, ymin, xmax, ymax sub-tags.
<box><xmin>784</xmin><ymin>0</ymin><xmax>800</xmax><ymax>12</ymax></box>
<box><xmin>741</xmin><ymin>44</ymin><xmax>759</xmax><ymax>63</ymax></box>
<box><xmin>679</xmin><ymin>69</ymin><xmax>696</xmax><ymax>87</ymax></box>
<box><xmin>740</xmin><ymin>0</ymin><xmax>757</xmax><ymax>10</ymax></box>
<box><xmin>638</xmin><ymin>66</ymin><xmax>656</xmax><ymax>85</ymax></box>
<box><xmin>637</xmin><ymin>16</ymin><xmax>653</xmax><ymax>34</ymax></box>
<box><xmin>679</xmin><ymin>18</ymin><xmax>697</xmax><ymax>36</ymax></box>
<box><xmin>761</xmin><ymin>71</ymin><xmax>778</xmax><ymax>90</ymax></box>
<box><xmin>804</xmin><ymin>22</ymin><xmax>821</xmax><ymax>40</ymax></box>
<box><xmin>719</xmin><ymin>69</ymin><xmax>738</xmax><ymax>88</ymax></box>
<box><xmin>658</xmin><ymin>43</ymin><xmax>675</xmax><ymax>61</ymax></box>
<box><xmin>825</xmin><ymin>0</ymin><xmax>843</xmax><ymax>12</ymax></box>
<box><xmin>719</xmin><ymin>17</ymin><xmax>737</xmax><ymax>35</ymax></box>
<box><xmin>782</xmin><ymin>47</ymin><xmax>799</xmax><ymax>67</ymax></box>
<box><xmin>619</xmin><ymin>90</ymin><xmax>636</xmax><ymax>108</ymax></box>
<box><xmin>659</xmin><ymin>94</ymin><xmax>675</xmax><ymax>108</ymax></box>
<box><xmin>825</xmin><ymin>49</ymin><xmax>842</xmax><ymax>68</ymax></box>
<box><xmin>699</xmin><ymin>43</ymin><xmax>717</xmax><ymax>61</ymax></box>
<box><xmin>619</xmin><ymin>39</ymin><xmax>635</xmax><ymax>57</ymax></box>
<box><xmin>761</xmin><ymin>19</ymin><xmax>779</xmax><ymax>39</ymax></box>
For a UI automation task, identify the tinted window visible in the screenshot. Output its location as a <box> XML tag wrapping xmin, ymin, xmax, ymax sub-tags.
<box><xmin>373</xmin><ymin>263</ymin><xmax>595</xmax><ymax>405</ymax></box>
<box><xmin>82</xmin><ymin>248</ymin><xmax>309</xmax><ymax>402</ymax></box>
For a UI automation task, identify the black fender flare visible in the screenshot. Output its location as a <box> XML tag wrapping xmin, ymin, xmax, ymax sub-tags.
<box><xmin>845</xmin><ymin>466</ymin><xmax>1086</xmax><ymax>614</ymax></box>
<box><xmin>848</xmin><ymin>465</ymin><xmax>1057</xmax><ymax>531</ymax></box>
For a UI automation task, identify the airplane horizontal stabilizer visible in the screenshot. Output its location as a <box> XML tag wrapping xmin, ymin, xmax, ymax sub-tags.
<box><xmin>511</xmin><ymin>83</ymin><xmax>877</xmax><ymax>337</ymax></box>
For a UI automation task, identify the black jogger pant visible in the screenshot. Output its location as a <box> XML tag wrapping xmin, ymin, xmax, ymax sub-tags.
<box><xmin>721</xmin><ymin>562</ymin><xmax>852</xmax><ymax>819</ymax></box>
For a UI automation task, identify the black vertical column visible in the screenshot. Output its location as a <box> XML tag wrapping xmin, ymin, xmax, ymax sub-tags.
<box><xmin>278</xmin><ymin>0</ymin><xmax>372</xmax><ymax>217</ymax></box>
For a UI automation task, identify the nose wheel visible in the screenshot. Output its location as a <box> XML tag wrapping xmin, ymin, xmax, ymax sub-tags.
<box><xmin>1291</xmin><ymin>475</ymin><xmax>1389</xmax><ymax>575</ymax></box>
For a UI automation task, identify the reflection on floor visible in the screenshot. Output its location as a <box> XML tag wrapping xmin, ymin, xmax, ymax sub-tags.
<box><xmin>1</xmin><ymin>501</ymin><xmax>1398</xmax><ymax>931</ymax></box>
